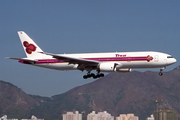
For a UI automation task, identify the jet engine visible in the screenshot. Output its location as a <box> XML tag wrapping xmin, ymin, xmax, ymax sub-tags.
<box><xmin>98</xmin><ymin>62</ymin><xmax>131</xmax><ymax>73</ymax></box>
<box><xmin>98</xmin><ymin>62</ymin><xmax>118</xmax><ymax>72</ymax></box>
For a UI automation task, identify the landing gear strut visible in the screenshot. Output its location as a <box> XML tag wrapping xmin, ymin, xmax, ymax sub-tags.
<box><xmin>159</xmin><ymin>67</ymin><xmax>166</xmax><ymax>76</ymax></box>
<box><xmin>83</xmin><ymin>72</ymin><xmax>104</xmax><ymax>79</ymax></box>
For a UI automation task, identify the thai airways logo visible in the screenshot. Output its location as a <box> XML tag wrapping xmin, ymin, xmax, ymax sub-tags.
<box><xmin>147</xmin><ymin>55</ymin><xmax>153</xmax><ymax>62</ymax></box>
<box><xmin>23</xmin><ymin>41</ymin><xmax>37</xmax><ymax>54</ymax></box>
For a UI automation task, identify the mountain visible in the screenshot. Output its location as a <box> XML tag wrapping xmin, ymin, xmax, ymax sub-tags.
<box><xmin>30</xmin><ymin>67</ymin><xmax>180</xmax><ymax>120</ymax></box>
<box><xmin>1</xmin><ymin>67</ymin><xmax>180</xmax><ymax>120</ymax></box>
<box><xmin>0</xmin><ymin>80</ymin><xmax>48</xmax><ymax>119</ymax></box>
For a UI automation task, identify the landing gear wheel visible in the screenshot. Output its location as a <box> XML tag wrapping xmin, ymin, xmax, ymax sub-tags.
<box><xmin>83</xmin><ymin>75</ymin><xmax>87</xmax><ymax>79</ymax></box>
<box><xmin>93</xmin><ymin>75</ymin><xmax>97</xmax><ymax>79</ymax></box>
<box><xmin>159</xmin><ymin>72</ymin><xmax>163</xmax><ymax>76</ymax></box>
<box><xmin>96</xmin><ymin>74</ymin><xmax>100</xmax><ymax>78</ymax></box>
<box><xmin>83</xmin><ymin>72</ymin><xmax>105</xmax><ymax>79</ymax></box>
<box><xmin>87</xmin><ymin>74</ymin><xmax>91</xmax><ymax>78</ymax></box>
<box><xmin>100</xmin><ymin>73</ymin><xmax>104</xmax><ymax>77</ymax></box>
<box><xmin>90</xmin><ymin>73</ymin><xmax>95</xmax><ymax>77</ymax></box>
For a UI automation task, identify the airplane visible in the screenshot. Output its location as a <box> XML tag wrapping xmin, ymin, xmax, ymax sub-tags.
<box><xmin>8</xmin><ymin>31</ymin><xmax>177</xmax><ymax>79</ymax></box>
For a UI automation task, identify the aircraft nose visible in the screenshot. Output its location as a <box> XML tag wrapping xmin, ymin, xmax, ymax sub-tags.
<box><xmin>167</xmin><ymin>57</ymin><xmax>177</xmax><ymax>65</ymax></box>
<box><xmin>169</xmin><ymin>58</ymin><xmax>177</xmax><ymax>65</ymax></box>
<box><xmin>173</xmin><ymin>58</ymin><xmax>177</xmax><ymax>64</ymax></box>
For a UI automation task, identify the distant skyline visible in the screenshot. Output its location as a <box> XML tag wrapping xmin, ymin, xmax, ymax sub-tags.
<box><xmin>1</xmin><ymin>1</ymin><xmax>180</xmax><ymax>97</ymax></box>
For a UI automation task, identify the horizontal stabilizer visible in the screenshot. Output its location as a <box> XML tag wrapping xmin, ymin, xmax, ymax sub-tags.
<box><xmin>7</xmin><ymin>57</ymin><xmax>37</xmax><ymax>62</ymax></box>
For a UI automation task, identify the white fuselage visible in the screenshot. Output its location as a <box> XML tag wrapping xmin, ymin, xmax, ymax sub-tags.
<box><xmin>22</xmin><ymin>51</ymin><xmax>176</xmax><ymax>71</ymax></box>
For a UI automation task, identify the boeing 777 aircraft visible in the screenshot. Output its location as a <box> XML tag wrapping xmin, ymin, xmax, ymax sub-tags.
<box><xmin>8</xmin><ymin>31</ymin><xmax>177</xmax><ymax>79</ymax></box>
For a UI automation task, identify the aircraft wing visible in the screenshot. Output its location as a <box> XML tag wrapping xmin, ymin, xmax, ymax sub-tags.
<box><xmin>41</xmin><ymin>52</ymin><xmax>99</xmax><ymax>65</ymax></box>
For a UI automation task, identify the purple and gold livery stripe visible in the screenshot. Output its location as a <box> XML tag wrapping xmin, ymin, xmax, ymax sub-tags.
<box><xmin>19</xmin><ymin>55</ymin><xmax>153</xmax><ymax>64</ymax></box>
<box><xmin>86</xmin><ymin>55</ymin><xmax>153</xmax><ymax>62</ymax></box>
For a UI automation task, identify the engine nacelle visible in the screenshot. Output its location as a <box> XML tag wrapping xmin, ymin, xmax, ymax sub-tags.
<box><xmin>116</xmin><ymin>68</ymin><xmax>131</xmax><ymax>72</ymax></box>
<box><xmin>98</xmin><ymin>62</ymin><xmax>131</xmax><ymax>73</ymax></box>
<box><xmin>98</xmin><ymin>62</ymin><xmax>117</xmax><ymax>72</ymax></box>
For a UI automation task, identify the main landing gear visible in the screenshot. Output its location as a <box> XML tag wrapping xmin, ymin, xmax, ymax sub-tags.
<box><xmin>159</xmin><ymin>67</ymin><xmax>166</xmax><ymax>76</ymax></box>
<box><xmin>83</xmin><ymin>72</ymin><xmax>104</xmax><ymax>79</ymax></box>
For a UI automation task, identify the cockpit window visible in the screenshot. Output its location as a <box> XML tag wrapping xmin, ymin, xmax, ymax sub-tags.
<box><xmin>167</xmin><ymin>56</ymin><xmax>173</xmax><ymax>58</ymax></box>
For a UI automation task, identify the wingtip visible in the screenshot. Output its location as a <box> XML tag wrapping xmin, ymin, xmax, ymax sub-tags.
<box><xmin>5</xmin><ymin>57</ymin><xmax>10</xmax><ymax>59</ymax></box>
<box><xmin>5</xmin><ymin>57</ymin><xmax>18</xmax><ymax>60</ymax></box>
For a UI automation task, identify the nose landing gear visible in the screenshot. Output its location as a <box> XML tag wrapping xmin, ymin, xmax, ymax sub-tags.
<box><xmin>159</xmin><ymin>67</ymin><xmax>166</xmax><ymax>76</ymax></box>
<box><xmin>159</xmin><ymin>72</ymin><xmax>163</xmax><ymax>76</ymax></box>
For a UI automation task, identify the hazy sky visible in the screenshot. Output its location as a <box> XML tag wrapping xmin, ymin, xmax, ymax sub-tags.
<box><xmin>1</xmin><ymin>1</ymin><xmax>180</xmax><ymax>97</ymax></box>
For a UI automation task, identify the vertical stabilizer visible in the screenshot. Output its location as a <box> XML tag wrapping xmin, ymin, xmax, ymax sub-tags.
<box><xmin>18</xmin><ymin>31</ymin><xmax>48</xmax><ymax>59</ymax></box>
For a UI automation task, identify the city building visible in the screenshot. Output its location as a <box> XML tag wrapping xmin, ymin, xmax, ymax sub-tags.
<box><xmin>87</xmin><ymin>111</ymin><xmax>114</xmax><ymax>120</ymax></box>
<box><xmin>63</xmin><ymin>111</ymin><xmax>82</xmax><ymax>120</ymax></box>
<box><xmin>116</xmin><ymin>113</ymin><xmax>138</xmax><ymax>120</ymax></box>
<box><xmin>154</xmin><ymin>110</ymin><xmax>176</xmax><ymax>120</ymax></box>
<box><xmin>146</xmin><ymin>114</ymin><xmax>154</xmax><ymax>120</ymax></box>
<box><xmin>0</xmin><ymin>115</ymin><xmax>18</xmax><ymax>120</ymax></box>
<box><xmin>0</xmin><ymin>115</ymin><xmax>44</xmax><ymax>120</ymax></box>
<box><xmin>21</xmin><ymin>115</ymin><xmax>44</xmax><ymax>120</ymax></box>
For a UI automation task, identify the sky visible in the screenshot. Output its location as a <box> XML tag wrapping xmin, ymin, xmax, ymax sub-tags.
<box><xmin>1</xmin><ymin>1</ymin><xmax>180</xmax><ymax>97</ymax></box>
